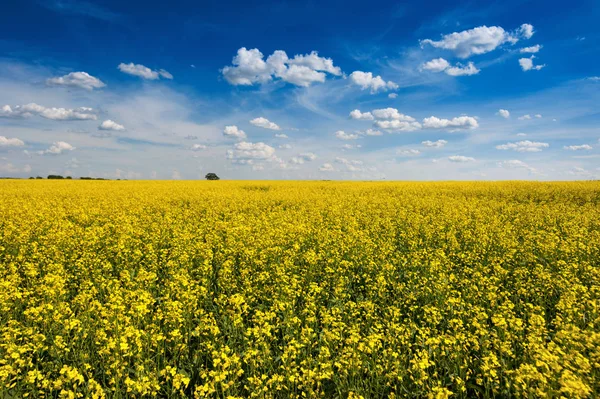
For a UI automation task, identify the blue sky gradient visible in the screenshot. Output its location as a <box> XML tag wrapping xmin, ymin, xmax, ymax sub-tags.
<box><xmin>0</xmin><ymin>0</ymin><xmax>598</xmax><ymax>179</ymax></box>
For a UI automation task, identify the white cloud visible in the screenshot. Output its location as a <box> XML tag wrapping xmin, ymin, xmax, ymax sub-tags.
<box><xmin>445</xmin><ymin>62</ymin><xmax>480</xmax><ymax>76</ymax></box>
<box><xmin>349</xmin><ymin>109</ymin><xmax>374</xmax><ymax>120</ymax></box>
<box><xmin>388</xmin><ymin>93</ymin><xmax>398</xmax><ymax>99</ymax></box>
<box><xmin>0</xmin><ymin>103</ymin><xmax>97</xmax><ymax>121</ymax></box>
<box><xmin>349</xmin><ymin>71</ymin><xmax>398</xmax><ymax>93</ymax></box>
<box><xmin>519</xmin><ymin>56</ymin><xmax>545</xmax><ymax>71</ymax></box>
<box><xmin>372</xmin><ymin>108</ymin><xmax>416</xmax><ymax>121</ymax></box>
<box><xmin>342</xmin><ymin>144</ymin><xmax>362</xmax><ymax>150</ymax></box>
<box><xmin>335</xmin><ymin>157</ymin><xmax>364</xmax><ymax>171</ymax></box>
<box><xmin>421</xmin><ymin>58</ymin><xmax>450</xmax><ymax>72</ymax></box>
<box><xmin>223</xmin><ymin>125</ymin><xmax>247</xmax><ymax>139</ymax></box>
<box><xmin>422</xmin><ymin>116</ymin><xmax>478</xmax><ymax>130</ymax></box>
<box><xmin>397</xmin><ymin>149</ymin><xmax>421</xmax><ymax>156</ymax></box>
<box><xmin>0</xmin><ymin>163</ymin><xmax>31</xmax><ymax>174</ymax></box>
<box><xmin>226</xmin><ymin>141</ymin><xmax>276</xmax><ymax>162</ymax></box>
<box><xmin>98</xmin><ymin>120</ymin><xmax>125</xmax><ymax>131</ymax></box>
<box><xmin>278</xmin><ymin>144</ymin><xmax>292</xmax><ymax>149</ymax></box>
<box><xmin>448</xmin><ymin>155</ymin><xmax>475</xmax><ymax>162</ymax></box>
<box><xmin>221</xmin><ymin>48</ymin><xmax>340</xmax><ymax>87</ymax></box>
<box><xmin>191</xmin><ymin>144</ymin><xmax>207</xmax><ymax>151</ymax></box>
<box><xmin>290</xmin><ymin>152</ymin><xmax>317</xmax><ymax>164</ymax></box>
<box><xmin>118</xmin><ymin>63</ymin><xmax>160</xmax><ymax>80</ymax></box>
<box><xmin>250</xmin><ymin>117</ymin><xmax>281</xmax><ymax>130</ymax></box>
<box><xmin>422</xmin><ymin>139</ymin><xmax>447</xmax><ymax>148</ymax></box>
<box><xmin>319</xmin><ymin>163</ymin><xmax>335</xmax><ymax>171</ymax></box>
<box><xmin>335</xmin><ymin>130</ymin><xmax>359</xmax><ymax>140</ymax></box>
<box><xmin>275</xmin><ymin>133</ymin><xmax>288</xmax><ymax>138</ymax></box>
<box><xmin>158</xmin><ymin>69</ymin><xmax>173</xmax><ymax>79</ymax></box>
<box><xmin>46</xmin><ymin>72</ymin><xmax>106</xmax><ymax>90</ymax></box>
<box><xmin>519</xmin><ymin>44</ymin><xmax>542</xmax><ymax>53</ymax></box>
<box><xmin>496</xmin><ymin>140</ymin><xmax>549</xmax><ymax>152</ymax></box>
<box><xmin>564</xmin><ymin>144</ymin><xmax>592</xmax><ymax>151</ymax></box>
<box><xmin>535</xmin><ymin>114</ymin><xmax>542</xmax><ymax>118</ymax></box>
<box><xmin>38</xmin><ymin>141</ymin><xmax>75</xmax><ymax>155</ymax></box>
<box><xmin>0</xmin><ymin>136</ymin><xmax>25</xmax><ymax>147</ymax></box>
<box><xmin>421</xmin><ymin>58</ymin><xmax>479</xmax><ymax>76</ymax></box>
<box><xmin>518</xmin><ymin>23</ymin><xmax>535</xmax><ymax>39</ymax></box>
<box><xmin>374</xmin><ymin>120</ymin><xmax>422</xmax><ymax>131</ymax></box>
<box><xmin>420</xmin><ymin>25</ymin><xmax>522</xmax><ymax>58</ymax></box>
<box><xmin>518</xmin><ymin>114</ymin><xmax>532</xmax><ymax>120</ymax></box>
<box><xmin>497</xmin><ymin>109</ymin><xmax>510</xmax><ymax>118</ymax></box>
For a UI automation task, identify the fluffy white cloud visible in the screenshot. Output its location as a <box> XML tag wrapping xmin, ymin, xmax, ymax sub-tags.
<box><xmin>319</xmin><ymin>163</ymin><xmax>335</xmax><ymax>171</ymax></box>
<box><xmin>278</xmin><ymin>144</ymin><xmax>292</xmax><ymax>149</ymax></box>
<box><xmin>518</xmin><ymin>23</ymin><xmax>535</xmax><ymax>39</ymax></box>
<box><xmin>38</xmin><ymin>141</ymin><xmax>75</xmax><ymax>155</ymax></box>
<box><xmin>275</xmin><ymin>133</ymin><xmax>288</xmax><ymax>138</ymax></box>
<box><xmin>290</xmin><ymin>152</ymin><xmax>317</xmax><ymax>164</ymax></box>
<box><xmin>421</xmin><ymin>58</ymin><xmax>479</xmax><ymax>76</ymax></box>
<box><xmin>118</xmin><ymin>63</ymin><xmax>159</xmax><ymax>79</ymax></box>
<box><xmin>349</xmin><ymin>71</ymin><xmax>398</xmax><ymax>93</ymax></box>
<box><xmin>535</xmin><ymin>114</ymin><xmax>542</xmax><ymax>118</ymax></box>
<box><xmin>349</xmin><ymin>109</ymin><xmax>374</xmax><ymax>120</ymax></box>
<box><xmin>191</xmin><ymin>144</ymin><xmax>207</xmax><ymax>150</ymax></box>
<box><xmin>445</xmin><ymin>62</ymin><xmax>480</xmax><ymax>76</ymax></box>
<box><xmin>372</xmin><ymin>108</ymin><xmax>416</xmax><ymax>121</ymax></box>
<box><xmin>422</xmin><ymin>139</ymin><xmax>447</xmax><ymax>148</ymax></box>
<box><xmin>448</xmin><ymin>155</ymin><xmax>475</xmax><ymax>162</ymax></box>
<box><xmin>519</xmin><ymin>56</ymin><xmax>545</xmax><ymax>71</ymax></box>
<box><xmin>388</xmin><ymin>93</ymin><xmax>398</xmax><ymax>99</ymax></box>
<box><xmin>0</xmin><ymin>103</ymin><xmax>97</xmax><ymax>121</ymax></box>
<box><xmin>420</xmin><ymin>25</ymin><xmax>522</xmax><ymax>58</ymax></box>
<box><xmin>397</xmin><ymin>149</ymin><xmax>421</xmax><ymax>156</ymax></box>
<box><xmin>46</xmin><ymin>72</ymin><xmax>106</xmax><ymax>90</ymax></box>
<box><xmin>496</xmin><ymin>140</ymin><xmax>549</xmax><ymax>152</ymax></box>
<box><xmin>98</xmin><ymin>120</ymin><xmax>125</xmax><ymax>131</ymax></box>
<box><xmin>335</xmin><ymin>130</ymin><xmax>359</xmax><ymax>140</ymax></box>
<box><xmin>223</xmin><ymin>125</ymin><xmax>247</xmax><ymax>139</ymax></box>
<box><xmin>497</xmin><ymin>109</ymin><xmax>510</xmax><ymax>118</ymax></box>
<box><xmin>520</xmin><ymin>44</ymin><xmax>542</xmax><ymax>53</ymax></box>
<box><xmin>518</xmin><ymin>114</ymin><xmax>532</xmax><ymax>120</ymax></box>
<box><xmin>342</xmin><ymin>144</ymin><xmax>362</xmax><ymax>150</ymax></box>
<box><xmin>422</xmin><ymin>116</ymin><xmax>478</xmax><ymax>130</ymax></box>
<box><xmin>226</xmin><ymin>141</ymin><xmax>276</xmax><ymax>162</ymax></box>
<box><xmin>361</xmin><ymin>129</ymin><xmax>383</xmax><ymax>136</ymax></box>
<box><xmin>0</xmin><ymin>136</ymin><xmax>25</xmax><ymax>147</ymax></box>
<box><xmin>221</xmin><ymin>48</ymin><xmax>341</xmax><ymax>87</ymax></box>
<box><xmin>335</xmin><ymin>157</ymin><xmax>364</xmax><ymax>171</ymax></box>
<box><xmin>250</xmin><ymin>117</ymin><xmax>281</xmax><ymax>130</ymax></box>
<box><xmin>564</xmin><ymin>144</ymin><xmax>592</xmax><ymax>151</ymax></box>
<box><xmin>374</xmin><ymin>120</ymin><xmax>422</xmax><ymax>131</ymax></box>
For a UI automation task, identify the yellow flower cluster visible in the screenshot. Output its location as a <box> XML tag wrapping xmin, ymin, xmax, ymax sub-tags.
<box><xmin>1</xmin><ymin>180</ymin><xmax>599</xmax><ymax>398</ymax></box>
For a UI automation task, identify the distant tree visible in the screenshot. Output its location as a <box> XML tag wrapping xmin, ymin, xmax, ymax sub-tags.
<box><xmin>36</xmin><ymin>176</ymin><xmax>43</xmax><ymax>179</ymax></box>
<box><xmin>66</xmin><ymin>176</ymin><xmax>72</xmax><ymax>179</ymax></box>
<box><xmin>47</xmin><ymin>175</ymin><xmax>64</xmax><ymax>179</ymax></box>
<box><xmin>29</xmin><ymin>177</ymin><xmax>34</xmax><ymax>179</ymax></box>
<box><xmin>205</xmin><ymin>173</ymin><xmax>220</xmax><ymax>180</ymax></box>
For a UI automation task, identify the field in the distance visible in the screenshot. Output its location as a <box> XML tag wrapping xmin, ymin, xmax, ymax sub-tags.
<box><xmin>1</xmin><ymin>181</ymin><xmax>599</xmax><ymax>398</ymax></box>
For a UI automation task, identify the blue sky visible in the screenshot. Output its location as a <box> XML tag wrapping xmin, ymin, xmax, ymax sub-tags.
<box><xmin>0</xmin><ymin>0</ymin><xmax>598</xmax><ymax>180</ymax></box>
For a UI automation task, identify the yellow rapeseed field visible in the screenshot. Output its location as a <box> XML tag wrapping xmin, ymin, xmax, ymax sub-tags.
<box><xmin>1</xmin><ymin>180</ymin><xmax>599</xmax><ymax>398</ymax></box>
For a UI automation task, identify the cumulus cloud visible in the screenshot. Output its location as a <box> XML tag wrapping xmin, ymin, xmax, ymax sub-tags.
<box><xmin>518</xmin><ymin>114</ymin><xmax>532</xmax><ymax>120</ymax></box>
<box><xmin>38</xmin><ymin>141</ymin><xmax>75</xmax><ymax>155</ymax></box>
<box><xmin>420</xmin><ymin>25</ymin><xmax>524</xmax><ymax>58</ymax></box>
<box><xmin>397</xmin><ymin>149</ymin><xmax>421</xmax><ymax>156</ymax></box>
<box><xmin>226</xmin><ymin>141</ymin><xmax>276</xmax><ymax>163</ymax></box>
<box><xmin>278</xmin><ymin>144</ymin><xmax>292</xmax><ymax>149</ymax></box>
<box><xmin>496</xmin><ymin>140</ymin><xmax>549</xmax><ymax>152</ymax></box>
<box><xmin>564</xmin><ymin>144</ymin><xmax>592</xmax><ymax>151</ymax></box>
<box><xmin>0</xmin><ymin>103</ymin><xmax>97</xmax><ymax>121</ymax></box>
<box><xmin>290</xmin><ymin>152</ymin><xmax>317</xmax><ymax>164</ymax></box>
<box><xmin>275</xmin><ymin>133</ymin><xmax>288</xmax><ymax>138</ymax></box>
<box><xmin>374</xmin><ymin>120</ymin><xmax>422</xmax><ymax>131</ymax></box>
<box><xmin>498</xmin><ymin>159</ymin><xmax>538</xmax><ymax>173</ymax></box>
<box><xmin>250</xmin><ymin>117</ymin><xmax>281</xmax><ymax>130</ymax></box>
<box><xmin>518</xmin><ymin>23</ymin><xmax>535</xmax><ymax>39</ymax></box>
<box><xmin>519</xmin><ymin>56</ymin><xmax>545</xmax><ymax>71</ymax></box>
<box><xmin>497</xmin><ymin>109</ymin><xmax>510</xmax><ymax>118</ymax></box>
<box><xmin>448</xmin><ymin>155</ymin><xmax>475</xmax><ymax>162</ymax></box>
<box><xmin>221</xmin><ymin>48</ymin><xmax>341</xmax><ymax>87</ymax></box>
<box><xmin>520</xmin><ymin>44</ymin><xmax>542</xmax><ymax>53</ymax></box>
<box><xmin>46</xmin><ymin>71</ymin><xmax>106</xmax><ymax>90</ymax></box>
<box><xmin>372</xmin><ymin>108</ymin><xmax>416</xmax><ymax>121</ymax></box>
<box><xmin>349</xmin><ymin>109</ymin><xmax>374</xmax><ymax>120</ymax></box>
<box><xmin>535</xmin><ymin>114</ymin><xmax>542</xmax><ymax>118</ymax></box>
<box><xmin>0</xmin><ymin>136</ymin><xmax>25</xmax><ymax>147</ymax></box>
<box><xmin>388</xmin><ymin>93</ymin><xmax>398</xmax><ymax>99</ymax></box>
<box><xmin>422</xmin><ymin>139</ymin><xmax>447</xmax><ymax>148</ymax></box>
<box><xmin>223</xmin><ymin>125</ymin><xmax>247</xmax><ymax>139</ymax></box>
<box><xmin>98</xmin><ymin>120</ymin><xmax>125</xmax><ymax>131</ymax></box>
<box><xmin>319</xmin><ymin>163</ymin><xmax>335</xmax><ymax>171</ymax></box>
<box><xmin>335</xmin><ymin>157</ymin><xmax>364</xmax><ymax>171</ymax></box>
<box><xmin>191</xmin><ymin>144</ymin><xmax>207</xmax><ymax>150</ymax></box>
<box><xmin>118</xmin><ymin>63</ymin><xmax>159</xmax><ymax>80</ymax></box>
<box><xmin>342</xmin><ymin>144</ymin><xmax>362</xmax><ymax>150</ymax></box>
<box><xmin>421</xmin><ymin>58</ymin><xmax>479</xmax><ymax>76</ymax></box>
<box><xmin>335</xmin><ymin>130</ymin><xmax>359</xmax><ymax>140</ymax></box>
<box><xmin>422</xmin><ymin>116</ymin><xmax>478</xmax><ymax>130</ymax></box>
<box><xmin>349</xmin><ymin>71</ymin><xmax>398</xmax><ymax>93</ymax></box>
<box><xmin>360</xmin><ymin>129</ymin><xmax>383</xmax><ymax>136</ymax></box>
